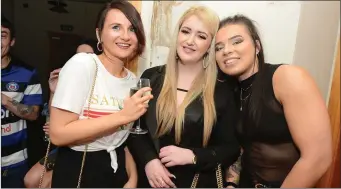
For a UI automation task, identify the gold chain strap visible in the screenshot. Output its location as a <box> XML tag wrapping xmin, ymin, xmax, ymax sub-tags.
<box><xmin>190</xmin><ymin>164</ymin><xmax>223</xmax><ymax>188</ymax></box>
<box><xmin>38</xmin><ymin>59</ymin><xmax>98</xmax><ymax>188</ymax></box>
<box><xmin>38</xmin><ymin>139</ymin><xmax>51</xmax><ymax>188</ymax></box>
<box><xmin>216</xmin><ymin>164</ymin><xmax>223</xmax><ymax>188</ymax></box>
<box><xmin>190</xmin><ymin>173</ymin><xmax>199</xmax><ymax>188</ymax></box>
<box><xmin>76</xmin><ymin>59</ymin><xmax>98</xmax><ymax>188</ymax></box>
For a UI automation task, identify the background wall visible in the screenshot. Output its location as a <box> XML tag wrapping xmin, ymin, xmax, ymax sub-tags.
<box><xmin>293</xmin><ymin>1</ymin><xmax>340</xmax><ymax>101</ymax></box>
<box><xmin>2</xmin><ymin>1</ymin><xmax>340</xmax><ymax>102</ymax></box>
<box><xmin>1</xmin><ymin>0</ymin><xmax>14</xmax><ymax>23</ymax></box>
<box><xmin>139</xmin><ymin>1</ymin><xmax>302</xmax><ymax>71</ymax></box>
<box><xmin>2</xmin><ymin>0</ymin><xmax>104</xmax><ymax>100</ymax></box>
<box><xmin>139</xmin><ymin>1</ymin><xmax>340</xmax><ymax>102</ymax></box>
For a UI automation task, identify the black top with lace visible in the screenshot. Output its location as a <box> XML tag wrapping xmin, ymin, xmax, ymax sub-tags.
<box><xmin>237</xmin><ymin>63</ymin><xmax>300</xmax><ymax>187</ymax></box>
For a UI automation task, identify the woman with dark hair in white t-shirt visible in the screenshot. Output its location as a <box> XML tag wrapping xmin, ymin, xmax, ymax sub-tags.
<box><xmin>24</xmin><ymin>38</ymin><xmax>140</xmax><ymax>188</ymax></box>
<box><xmin>48</xmin><ymin>1</ymin><xmax>152</xmax><ymax>188</ymax></box>
<box><xmin>23</xmin><ymin>39</ymin><xmax>97</xmax><ymax>188</ymax></box>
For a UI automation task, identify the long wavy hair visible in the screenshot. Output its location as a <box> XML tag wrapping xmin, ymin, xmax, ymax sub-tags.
<box><xmin>156</xmin><ymin>6</ymin><xmax>220</xmax><ymax>147</ymax></box>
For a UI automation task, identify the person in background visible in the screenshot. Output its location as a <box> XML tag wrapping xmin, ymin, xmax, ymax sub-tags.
<box><xmin>215</xmin><ymin>14</ymin><xmax>332</xmax><ymax>188</ymax></box>
<box><xmin>75</xmin><ymin>38</ymin><xmax>98</xmax><ymax>54</ymax></box>
<box><xmin>128</xmin><ymin>6</ymin><xmax>240</xmax><ymax>188</ymax></box>
<box><xmin>1</xmin><ymin>16</ymin><xmax>43</xmax><ymax>188</ymax></box>
<box><xmin>49</xmin><ymin>0</ymin><xmax>152</xmax><ymax>187</ymax></box>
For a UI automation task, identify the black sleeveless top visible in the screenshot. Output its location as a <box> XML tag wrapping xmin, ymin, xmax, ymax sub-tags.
<box><xmin>236</xmin><ymin>63</ymin><xmax>300</xmax><ymax>187</ymax></box>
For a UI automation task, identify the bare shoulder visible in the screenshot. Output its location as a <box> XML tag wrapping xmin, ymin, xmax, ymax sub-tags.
<box><xmin>272</xmin><ymin>65</ymin><xmax>321</xmax><ymax>103</ymax></box>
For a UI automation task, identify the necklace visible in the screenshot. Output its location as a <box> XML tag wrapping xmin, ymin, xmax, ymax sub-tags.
<box><xmin>239</xmin><ymin>84</ymin><xmax>252</xmax><ymax>111</ymax></box>
<box><xmin>241</xmin><ymin>83</ymin><xmax>252</xmax><ymax>92</ymax></box>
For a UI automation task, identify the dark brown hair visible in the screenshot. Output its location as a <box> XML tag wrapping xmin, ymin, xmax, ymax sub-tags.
<box><xmin>96</xmin><ymin>0</ymin><xmax>146</xmax><ymax>57</ymax></box>
<box><xmin>219</xmin><ymin>14</ymin><xmax>266</xmax><ymax>126</ymax></box>
<box><xmin>1</xmin><ymin>16</ymin><xmax>15</xmax><ymax>40</ymax></box>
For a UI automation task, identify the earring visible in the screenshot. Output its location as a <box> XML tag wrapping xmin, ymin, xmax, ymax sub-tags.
<box><xmin>97</xmin><ymin>41</ymin><xmax>103</xmax><ymax>52</ymax></box>
<box><xmin>203</xmin><ymin>56</ymin><xmax>208</xmax><ymax>69</ymax></box>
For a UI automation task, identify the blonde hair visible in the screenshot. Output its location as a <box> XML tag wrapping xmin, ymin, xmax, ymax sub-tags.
<box><xmin>156</xmin><ymin>6</ymin><xmax>220</xmax><ymax>147</ymax></box>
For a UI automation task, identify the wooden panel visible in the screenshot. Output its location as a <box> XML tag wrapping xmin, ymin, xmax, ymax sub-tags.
<box><xmin>126</xmin><ymin>1</ymin><xmax>142</xmax><ymax>75</ymax></box>
<box><xmin>316</xmin><ymin>38</ymin><xmax>340</xmax><ymax>188</ymax></box>
<box><xmin>332</xmin><ymin>138</ymin><xmax>340</xmax><ymax>187</ymax></box>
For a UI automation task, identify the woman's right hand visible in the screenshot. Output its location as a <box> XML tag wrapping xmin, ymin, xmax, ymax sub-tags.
<box><xmin>43</xmin><ymin>122</ymin><xmax>50</xmax><ymax>135</ymax></box>
<box><xmin>120</xmin><ymin>87</ymin><xmax>153</xmax><ymax>123</ymax></box>
<box><xmin>145</xmin><ymin>159</ymin><xmax>176</xmax><ymax>188</ymax></box>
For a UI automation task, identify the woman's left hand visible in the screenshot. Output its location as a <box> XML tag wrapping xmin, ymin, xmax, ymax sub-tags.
<box><xmin>159</xmin><ymin>145</ymin><xmax>195</xmax><ymax>167</ymax></box>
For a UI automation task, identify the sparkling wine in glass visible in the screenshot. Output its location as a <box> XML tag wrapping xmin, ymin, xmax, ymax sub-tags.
<box><xmin>129</xmin><ymin>78</ymin><xmax>150</xmax><ymax>134</ymax></box>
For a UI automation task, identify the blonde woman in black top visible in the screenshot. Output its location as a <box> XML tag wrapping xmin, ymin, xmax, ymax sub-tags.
<box><xmin>128</xmin><ymin>6</ymin><xmax>240</xmax><ymax>188</ymax></box>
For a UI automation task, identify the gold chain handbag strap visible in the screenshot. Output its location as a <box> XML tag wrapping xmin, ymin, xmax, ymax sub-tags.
<box><xmin>38</xmin><ymin>139</ymin><xmax>52</xmax><ymax>187</ymax></box>
<box><xmin>38</xmin><ymin>58</ymin><xmax>98</xmax><ymax>188</ymax></box>
<box><xmin>190</xmin><ymin>164</ymin><xmax>223</xmax><ymax>188</ymax></box>
<box><xmin>77</xmin><ymin>58</ymin><xmax>98</xmax><ymax>188</ymax></box>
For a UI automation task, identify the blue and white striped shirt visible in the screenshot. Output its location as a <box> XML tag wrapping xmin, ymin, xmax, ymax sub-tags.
<box><xmin>1</xmin><ymin>60</ymin><xmax>43</xmax><ymax>170</ymax></box>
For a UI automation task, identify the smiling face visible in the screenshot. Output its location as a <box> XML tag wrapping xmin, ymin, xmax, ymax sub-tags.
<box><xmin>176</xmin><ymin>15</ymin><xmax>212</xmax><ymax>65</ymax></box>
<box><xmin>97</xmin><ymin>8</ymin><xmax>138</xmax><ymax>60</ymax></box>
<box><xmin>215</xmin><ymin>23</ymin><xmax>260</xmax><ymax>79</ymax></box>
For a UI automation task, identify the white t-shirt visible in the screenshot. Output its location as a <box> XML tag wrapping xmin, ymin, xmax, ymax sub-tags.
<box><xmin>52</xmin><ymin>53</ymin><xmax>137</xmax><ymax>172</ymax></box>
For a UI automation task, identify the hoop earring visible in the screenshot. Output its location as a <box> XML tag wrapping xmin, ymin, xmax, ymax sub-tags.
<box><xmin>203</xmin><ymin>56</ymin><xmax>208</xmax><ymax>69</ymax></box>
<box><xmin>97</xmin><ymin>41</ymin><xmax>103</xmax><ymax>52</ymax></box>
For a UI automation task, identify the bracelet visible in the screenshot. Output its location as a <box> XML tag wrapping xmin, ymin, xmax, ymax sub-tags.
<box><xmin>192</xmin><ymin>155</ymin><xmax>197</xmax><ymax>165</ymax></box>
<box><xmin>225</xmin><ymin>182</ymin><xmax>238</xmax><ymax>188</ymax></box>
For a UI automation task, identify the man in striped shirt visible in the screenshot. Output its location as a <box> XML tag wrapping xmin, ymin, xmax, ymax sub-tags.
<box><xmin>1</xmin><ymin>17</ymin><xmax>43</xmax><ymax>188</ymax></box>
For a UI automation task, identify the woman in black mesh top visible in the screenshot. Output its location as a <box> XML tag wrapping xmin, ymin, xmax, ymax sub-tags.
<box><xmin>215</xmin><ymin>14</ymin><xmax>332</xmax><ymax>188</ymax></box>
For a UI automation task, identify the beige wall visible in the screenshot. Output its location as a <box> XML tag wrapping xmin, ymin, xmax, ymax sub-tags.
<box><xmin>139</xmin><ymin>1</ymin><xmax>340</xmax><ymax>103</ymax></box>
<box><xmin>293</xmin><ymin>1</ymin><xmax>340</xmax><ymax>102</ymax></box>
<box><xmin>326</xmin><ymin>27</ymin><xmax>340</xmax><ymax>105</ymax></box>
<box><xmin>139</xmin><ymin>1</ymin><xmax>303</xmax><ymax>76</ymax></box>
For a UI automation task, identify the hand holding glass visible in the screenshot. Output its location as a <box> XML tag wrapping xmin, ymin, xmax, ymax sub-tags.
<box><xmin>129</xmin><ymin>78</ymin><xmax>151</xmax><ymax>134</ymax></box>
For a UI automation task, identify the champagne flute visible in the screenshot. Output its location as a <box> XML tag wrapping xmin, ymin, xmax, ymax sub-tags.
<box><xmin>129</xmin><ymin>78</ymin><xmax>150</xmax><ymax>134</ymax></box>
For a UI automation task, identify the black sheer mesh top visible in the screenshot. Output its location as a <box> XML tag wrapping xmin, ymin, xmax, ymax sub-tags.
<box><xmin>236</xmin><ymin>63</ymin><xmax>300</xmax><ymax>185</ymax></box>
